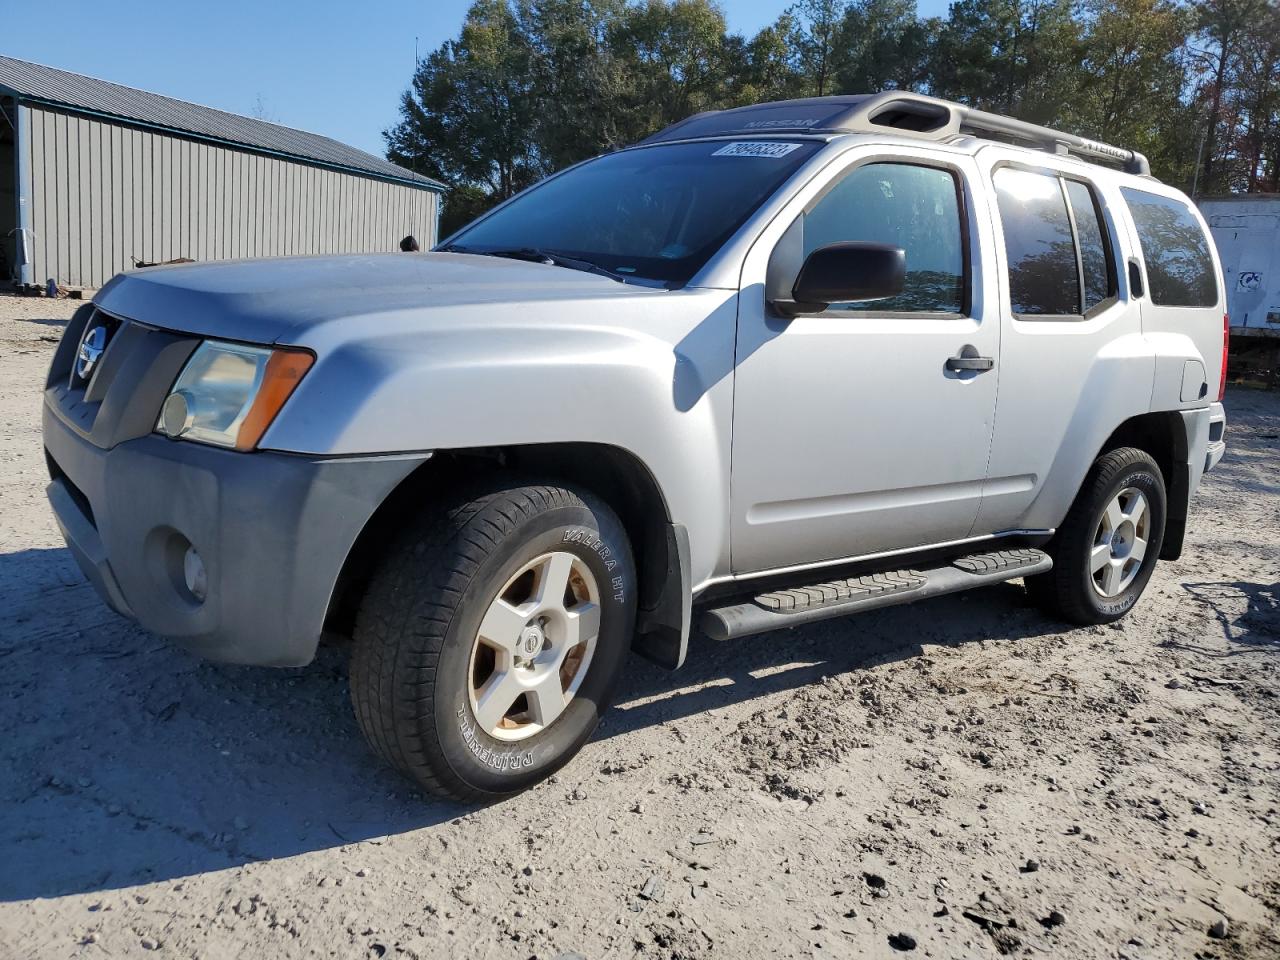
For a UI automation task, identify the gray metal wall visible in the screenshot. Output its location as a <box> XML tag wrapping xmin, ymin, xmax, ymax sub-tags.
<box><xmin>17</xmin><ymin>104</ymin><xmax>438</xmax><ymax>288</ymax></box>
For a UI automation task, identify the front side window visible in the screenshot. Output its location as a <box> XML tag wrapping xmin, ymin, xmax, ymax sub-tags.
<box><xmin>993</xmin><ymin>168</ymin><xmax>1116</xmax><ymax>316</ymax></box>
<box><xmin>801</xmin><ymin>162</ymin><xmax>966</xmax><ymax>313</ymax></box>
<box><xmin>1121</xmin><ymin>188</ymin><xmax>1218</xmax><ymax>307</ymax></box>
<box><xmin>448</xmin><ymin>140</ymin><xmax>822</xmax><ymax>286</ymax></box>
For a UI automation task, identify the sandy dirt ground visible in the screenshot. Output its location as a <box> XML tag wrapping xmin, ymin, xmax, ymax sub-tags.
<box><xmin>1</xmin><ymin>292</ymin><xmax>1278</xmax><ymax>960</ymax></box>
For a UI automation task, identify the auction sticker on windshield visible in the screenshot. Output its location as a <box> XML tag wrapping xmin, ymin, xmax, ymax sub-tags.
<box><xmin>711</xmin><ymin>142</ymin><xmax>803</xmax><ymax>158</ymax></box>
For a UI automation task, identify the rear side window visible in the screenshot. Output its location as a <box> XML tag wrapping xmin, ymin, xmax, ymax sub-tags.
<box><xmin>803</xmin><ymin>162</ymin><xmax>966</xmax><ymax>313</ymax></box>
<box><xmin>993</xmin><ymin>168</ymin><xmax>1116</xmax><ymax>316</ymax></box>
<box><xmin>1065</xmin><ymin>180</ymin><xmax>1112</xmax><ymax>312</ymax></box>
<box><xmin>1120</xmin><ymin>188</ymin><xmax>1217</xmax><ymax>307</ymax></box>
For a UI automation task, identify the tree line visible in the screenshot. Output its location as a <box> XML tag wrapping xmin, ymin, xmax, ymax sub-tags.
<box><xmin>384</xmin><ymin>0</ymin><xmax>1280</xmax><ymax>235</ymax></box>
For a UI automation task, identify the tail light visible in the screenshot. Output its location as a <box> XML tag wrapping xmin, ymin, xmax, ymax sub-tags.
<box><xmin>1218</xmin><ymin>313</ymin><xmax>1229</xmax><ymax>402</ymax></box>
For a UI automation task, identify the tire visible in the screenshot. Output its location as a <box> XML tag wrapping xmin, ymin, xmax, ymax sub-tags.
<box><xmin>350</xmin><ymin>481</ymin><xmax>636</xmax><ymax>802</ymax></box>
<box><xmin>1026</xmin><ymin>447</ymin><xmax>1166</xmax><ymax>625</ymax></box>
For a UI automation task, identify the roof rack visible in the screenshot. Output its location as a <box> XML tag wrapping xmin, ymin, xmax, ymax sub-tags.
<box><xmin>641</xmin><ymin>91</ymin><xmax>1151</xmax><ymax>177</ymax></box>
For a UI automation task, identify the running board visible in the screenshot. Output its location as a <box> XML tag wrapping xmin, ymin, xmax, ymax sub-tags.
<box><xmin>699</xmin><ymin>548</ymin><xmax>1051</xmax><ymax>641</ymax></box>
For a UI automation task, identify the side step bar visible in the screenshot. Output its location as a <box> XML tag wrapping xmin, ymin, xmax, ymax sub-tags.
<box><xmin>700</xmin><ymin>548</ymin><xmax>1051</xmax><ymax>641</ymax></box>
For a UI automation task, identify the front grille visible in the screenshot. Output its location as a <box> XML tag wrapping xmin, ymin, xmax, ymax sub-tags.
<box><xmin>69</xmin><ymin>309</ymin><xmax>123</xmax><ymax>392</ymax></box>
<box><xmin>45</xmin><ymin>308</ymin><xmax>200</xmax><ymax>451</ymax></box>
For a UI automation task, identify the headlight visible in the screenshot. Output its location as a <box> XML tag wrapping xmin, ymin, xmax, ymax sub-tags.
<box><xmin>157</xmin><ymin>340</ymin><xmax>313</xmax><ymax>451</ymax></box>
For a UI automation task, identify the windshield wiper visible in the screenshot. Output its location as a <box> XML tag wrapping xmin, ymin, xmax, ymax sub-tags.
<box><xmin>443</xmin><ymin>245</ymin><xmax>628</xmax><ymax>284</ymax></box>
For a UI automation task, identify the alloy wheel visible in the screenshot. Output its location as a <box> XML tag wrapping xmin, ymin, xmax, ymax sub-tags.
<box><xmin>1090</xmin><ymin>486</ymin><xmax>1150</xmax><ymax>598</ymax></box>
<box><xmin>466</xmin><ymin>551</ymin><xmax>601</xmax><ymax>741</ymax></box>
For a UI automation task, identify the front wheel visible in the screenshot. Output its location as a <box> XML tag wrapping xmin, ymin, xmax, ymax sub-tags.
<box><xmin>1026</xmin><ymin>447</ymin><xmax>1166</xmax><ymax>625</ymax></box>
<box><xmin>350</xmin><ymin>482</ymin><xmax>636</xmax><ymax>801</ymax></box>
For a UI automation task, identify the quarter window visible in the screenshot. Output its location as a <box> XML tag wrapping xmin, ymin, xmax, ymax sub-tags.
<box><xmin>1121</xmin><ymin>188</ymin><xmax>1217</xmax><ymax>307</ymax></box>
<box><xmin>1065</xmin><ymin>180</ymin><xmax>1113</xmax><ymax>312</ymax></box>
<box><xmin>993</xmin><ymin>168</ymin><xmax>1116</xmax><ymax>316</ymax></box>
<box><xmin>802</xmin><ymin>163</ymin><xmax>966</xmax><ymax>313</ymax></box>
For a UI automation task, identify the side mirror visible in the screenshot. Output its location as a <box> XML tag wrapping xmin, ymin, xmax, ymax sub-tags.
<box><xmin>774</xmin><ymin>242</ymin><xmax>906</xmax><ymax>317</ymax></box>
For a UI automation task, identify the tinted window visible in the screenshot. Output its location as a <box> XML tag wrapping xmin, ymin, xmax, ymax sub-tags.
<box><xmin>450</xmin><ymin>140</ymin><xmax>821</xmax><ymax>286</ymax></box>
<box><xmin>1121</xmin><ymin>188</ymin><xmax>1217</xmax><ymax>307</ymax></box>
<box><xmin>1065</xmin><ymin>180</ymin><xmax>1112</xmax><ymax>311</ymax></box>
<box><xmin>994</xmin><ymin>169</ymin><xmax>1117</xmax><ymax>316</ymax></box>
<box><xmin>802</xmin><ymin>163</ymin><xmax>965</xmax><ymax>312</ymax></box>
<box><xmin>993</xmin><ymin>168</ymin><xmax>1079</xmax><ymax>314</ymax></box>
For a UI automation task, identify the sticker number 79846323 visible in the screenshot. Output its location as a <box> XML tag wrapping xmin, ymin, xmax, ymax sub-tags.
<box><xmin>710</xmin><ymin>141</ymin><xmax>803</xmax><ymax>159</ymax></box>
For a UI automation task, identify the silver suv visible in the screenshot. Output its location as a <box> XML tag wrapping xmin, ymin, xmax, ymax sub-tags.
<box><xmin>43</xmin><ymin>93</ymin><xmax>1229</xmax><ymax>800</ymax></box>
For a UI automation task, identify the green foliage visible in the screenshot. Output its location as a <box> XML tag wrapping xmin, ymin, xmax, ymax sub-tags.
<box><xmin>605</xmin><ymin>0</ymin><xmax>737</xmax><ymax>143</ymax></box>
<box><xmin>836</xmin><ymin>0</ymin><xmax>936</xmax><ymax>93</ymax></box>
<box><xmin>926</xmin><ymin>0</ymin><xmax>1082</xmax><ymax>123</ymax></box>
<box><xmin>786</xmin><ymin>0</ymin><xmax>847</xmax><ymax>95</ymax></box>
<box><xmin>384</xmin><ymin>0</ymin><xmax>1280</xmax><ymax>235</ymax></box>
<box><xmin>385</xmin><ymin>0</ymin><xmax>542</xmax><ymax>199</ymax></box>
<box><xmin>1065</xmin><ymin>0</ymin><xmax>1192</xmax><ymax>182</ymax></box>
<box><xmin>1190</xmin><ymin>0</ymin><xmax>1280</xmax><ymax>191</ymax></box>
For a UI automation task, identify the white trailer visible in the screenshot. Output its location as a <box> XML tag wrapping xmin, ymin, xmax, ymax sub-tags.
<box><xmin>1199</xmin><ymin>195</ymin><xmax>1280</xmax><ymax>386</ymax></box>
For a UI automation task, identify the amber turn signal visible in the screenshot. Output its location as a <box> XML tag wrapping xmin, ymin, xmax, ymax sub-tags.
<box><xmin>234</xmin><ymin>349</ymin><xmax>315</xmax><ymax>451</ymax></box>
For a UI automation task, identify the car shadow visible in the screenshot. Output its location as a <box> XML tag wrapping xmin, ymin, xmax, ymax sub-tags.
<box><xmin>5</xmin><ymin>541</ymin><xmax>1274</xmax><ymax>903</ymax></box>
<box><xmin>601</xmin><ymin>578</ymin><xmax>1062</xmax><ymax>740</ymax></box>
<box><xmin>1176</xmin><ymin>579</ymin><xmax>1280</xmax><ymax>652</ymax></box>
<box><xmin>1</xmin><ymin>546</ymin><xmax>470</xmax><ymax>902</ymax></box>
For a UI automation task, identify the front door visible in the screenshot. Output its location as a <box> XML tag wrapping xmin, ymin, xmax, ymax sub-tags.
<box><xmin>730</xmin><ymin>149</ymin><xmax>1001</xmax><ymax>574</ymax></box>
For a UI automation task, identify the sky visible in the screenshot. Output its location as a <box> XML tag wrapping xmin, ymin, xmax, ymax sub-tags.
<box><xmin>3</xmin><ymin>0</ymin><xmax>951</xmax><ymax>159</ymax></box>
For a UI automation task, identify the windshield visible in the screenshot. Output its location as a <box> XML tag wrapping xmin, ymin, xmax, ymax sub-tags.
<box><xmin>446</xmin><ymin>140</ymin><xmax>822</xmax><ymax>286</ymax></box>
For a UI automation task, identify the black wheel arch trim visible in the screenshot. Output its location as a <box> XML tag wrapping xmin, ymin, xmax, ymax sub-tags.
<box><xmin>326</xmin><ymin>442</ymin><xmax>694</xmax><ymax>670</ymax></box>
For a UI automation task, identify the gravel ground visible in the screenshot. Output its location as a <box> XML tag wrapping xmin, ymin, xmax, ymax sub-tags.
<box><xmin>1</xmin><ymin>292</ymin><xmax>1278</xmax><ymax>960</ymax></box>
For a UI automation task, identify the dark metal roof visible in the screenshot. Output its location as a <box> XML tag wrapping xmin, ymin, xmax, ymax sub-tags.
<box><xmin>641</xmin><ymin>91</ymin><xmax>1151</xmax><ymax>176</ymax></box>
<box><xmin>0</xmin><ymin>55</ymin><xmax>443</xmax><ymax>190</ymax></box>
<box><xmin>640</xmin><ymin>96</ymin><xmax>874</xmax><ymax>144</ymax></box>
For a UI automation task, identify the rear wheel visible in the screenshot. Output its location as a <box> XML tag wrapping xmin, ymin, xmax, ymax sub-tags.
<box><xmin>1027</xmin><ymin>447</ymin><xmax>1166</xmax><ymax>625</ymax></box>
<box><xmin>350</xmin><ymin>482</ymin><xmax>635</xmax><ymax>801</ymax></box>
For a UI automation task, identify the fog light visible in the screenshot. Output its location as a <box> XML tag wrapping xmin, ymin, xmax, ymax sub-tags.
<box><xmin>183</xmin><ymin>545</ymin><xmax>208</xmax><ymax>602</ymax></box>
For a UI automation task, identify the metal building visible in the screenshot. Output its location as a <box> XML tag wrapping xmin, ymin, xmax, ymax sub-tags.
<box><xmin>1</xmin><ymin>55</ymin><xmax>443</xmax><ymax>290</ymax></box>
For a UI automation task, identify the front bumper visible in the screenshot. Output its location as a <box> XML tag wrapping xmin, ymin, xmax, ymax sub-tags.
<box><xmin>43</xmin><ymin>402</ymin><xmax>429</xmax><ymax>666</ymax></box>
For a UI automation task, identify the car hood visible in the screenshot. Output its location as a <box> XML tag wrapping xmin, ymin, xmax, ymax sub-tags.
<box><xmin>94</xmin><ymin>252</ymin><xmax>661</xmax><ymax>344</ymax></box>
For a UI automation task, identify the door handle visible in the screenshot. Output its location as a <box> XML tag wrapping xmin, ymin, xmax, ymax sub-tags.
<box><xmin>946</xmin><ymin>355</ymin><xmax>994</xmax><ymax>372</ymax></box>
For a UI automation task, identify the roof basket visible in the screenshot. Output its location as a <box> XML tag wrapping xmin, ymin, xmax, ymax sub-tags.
<box><xmin>641</xmin><ymin>91</ymin><xmax>1151</xmax><ymax>177</ymax></box>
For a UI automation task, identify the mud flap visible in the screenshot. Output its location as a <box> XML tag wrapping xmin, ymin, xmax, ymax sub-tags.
<box><xmin>1160</xmin><ymin>462</ymin><xmax>1190</xmax><ymax>561</ymax></box>
<box><xmin>632</xmin><ymin>522</ymin><xmax>691</xmax><ymax>670</ymax></box>
<box><xmin>1163</xmin><ymin>409</ymin><xmax>1204</xmax><ymax>562</ymax></box>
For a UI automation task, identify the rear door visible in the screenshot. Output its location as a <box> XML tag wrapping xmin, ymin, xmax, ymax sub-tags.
<box><xmin>970</xmin><ymin>149</ymin><xmax>1151</xmax><ymax>534</ymax></box>
<box><xmin>730</xmin><ymin>146</ymin><xmax>1001</xmax><ymax>574</ymax></box>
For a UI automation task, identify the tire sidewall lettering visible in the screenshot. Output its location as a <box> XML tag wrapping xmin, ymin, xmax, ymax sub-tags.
<box><xmin>455</xmin><ymin>707</ymin><xmax>535</xmax><ymax>771</ymax></box>
<box><xmin>562</xmin><ymin>526</ymin><xmax>627</xmax><ymax>604</ymax></box>
<box><xmin>434</xmin><ymin>500</ymin><xmax>635</xmax><ymax>791</ymax></box>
